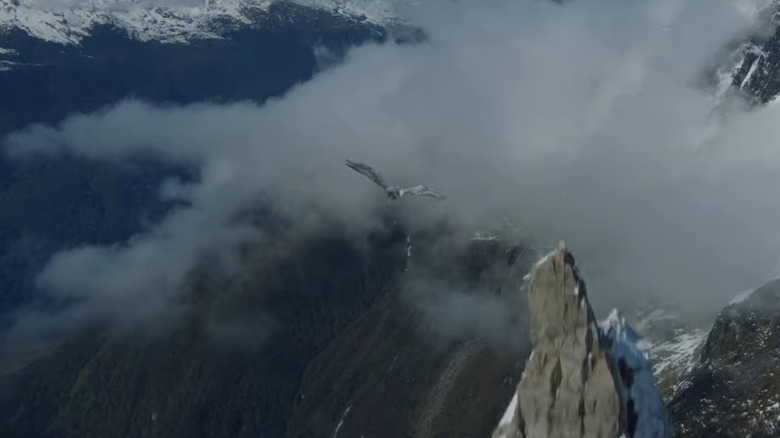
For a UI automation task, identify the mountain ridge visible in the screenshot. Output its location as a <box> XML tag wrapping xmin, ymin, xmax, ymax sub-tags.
<box><xmin>0</xmin><ymin>0</ymin><xmax>401</xmax><ymax>45</ymax></box>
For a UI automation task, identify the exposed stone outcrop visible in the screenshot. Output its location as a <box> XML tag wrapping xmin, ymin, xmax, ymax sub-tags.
<box><xmin>494</xmin><ymin>243</ymin><xmax>671</xmax><ymax>438</ymax></box>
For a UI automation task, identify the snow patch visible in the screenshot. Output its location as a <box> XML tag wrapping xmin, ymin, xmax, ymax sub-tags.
<box><xmin>738</xmin><ymin>44</ymin><xmax>768</xmax><ymax>89</ymax></box>
<box><xmin>533</xmin><ymin>248</ymin><xmax>557</xmax><ymax>269</ymax></box>
<box><xmin>498</xmin><ymin>391</ymin><xmax>517</xmax><ymax>427</ymax></box>
<box><xmin>0</xmin><ymin>59</ymin><xmax>43</xmax><ymax>71</ymax></box>
<box><xmin>1</xmin><ymin>0</ymin><xmax>254</xmax><ymax>45</ymax></box>
<box><xmin>297</xmin><ymin>0</ymin><xmax>407</xmax><ymax>25</ymax></box>
<box><xmin>332</xmin><ymin>405</ymin><xmax>352</xmax><ymax>438</ymax></box>
<box><xmin>520</xmin><ymin>246</ymin><xmax>560</xmax><ymax>284</ymax></box>
<box><xmin>648</xmin><ymin>329</ymin><xmax>707</xmax><ymax>377</ymax></box>
<box><xmin>493</xmin><ymin>391</ymin><xmax>519</xmax><ymax>438</ymax></box>
<box><xmin>740</xmin><ymin>55</ymin><xmax>762</xmax><ymax>89</ymax></box>
<box><xmin>599</xmin><ymin>308</ymin><xmax>624</xmax><ymax>334</ymax></box>
<box><xmin>471</xmin><ymin>231</ymin><xmax>498</xmax><ymax>241</ymax></box>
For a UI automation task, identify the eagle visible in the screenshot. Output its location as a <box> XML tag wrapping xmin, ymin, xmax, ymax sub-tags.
<box><xmin>345</xmin><ymin>159</ymin><xmax>446</xmax><ymax>200</ymax></box>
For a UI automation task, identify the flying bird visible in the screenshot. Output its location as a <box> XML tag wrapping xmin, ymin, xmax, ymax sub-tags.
<box><xmin>345</xmin><ymin>159</ymin><xmax>446</xmax><ymax>200</ymax></box>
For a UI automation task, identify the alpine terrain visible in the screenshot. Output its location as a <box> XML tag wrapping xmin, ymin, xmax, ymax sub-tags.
<box><xmin>2</xmin><ymin>1</ymin><xmax>780</xmax><ymax>438</ymax></box>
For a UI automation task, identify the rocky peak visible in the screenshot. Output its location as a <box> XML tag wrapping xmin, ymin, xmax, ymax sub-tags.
<box><xmin>494</xmin><ymin>243</ymin><xmax>670</xmax><ymax>438</ymax></box>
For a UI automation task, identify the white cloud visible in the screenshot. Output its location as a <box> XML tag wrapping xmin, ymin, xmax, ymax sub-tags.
<box><xmin>405</xmin><ymin>274</ymin><xmax>529</xmax><ymax>350</ymax></box>
<box><xmin>5</xmin><ymin>0</ymin><xmax>780</xmax><ymax>336</ymax></box>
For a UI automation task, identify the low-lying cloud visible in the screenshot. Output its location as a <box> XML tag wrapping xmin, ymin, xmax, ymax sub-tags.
<box><xmin>5</xmin><ymin>0</ymin><xmax>780</xmax><ymax>340</ymax></box>
<box><xmin>405</xmin><ymin>273</ymin><xmax>529</xmax><ymax>351</ymax></box>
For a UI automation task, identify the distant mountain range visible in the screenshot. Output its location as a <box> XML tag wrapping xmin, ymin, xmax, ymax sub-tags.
<box><xmin>0</xmin><ymin>0</ymin><xmax>402</xmax><ymax>45</ymax></box>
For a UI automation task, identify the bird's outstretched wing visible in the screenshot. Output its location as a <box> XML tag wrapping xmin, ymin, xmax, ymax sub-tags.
<box><xmin>399</xmin><ymin>185</ymin><xmax>447</xmax><ymax>199</ymax></box>
<box><xmin>345</xmin><ymin>160</ymin><xmax>388</xmax><ymax>190</ymax></box>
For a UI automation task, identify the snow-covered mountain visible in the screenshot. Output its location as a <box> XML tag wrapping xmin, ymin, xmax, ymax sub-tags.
<box><xmin>5</xmin><ymin>0</ymin><xmax>780</xmax><ymax>108</ymax></box>
<box><xmin>713</xmin><ymin>1</ymin><xmax>780</xmax><ymax>105</ymax></box>
<box><xmin>0</xmin><ymin>0</ymin><xmax>401</xmax><ymax>45</ymax></box>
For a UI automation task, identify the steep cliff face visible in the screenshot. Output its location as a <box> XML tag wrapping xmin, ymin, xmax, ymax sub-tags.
<box><xmin>669</xmin><ymin>279</ymin><xmax>780</xmax><ymax>438</ymax></box>
<box><xmin>518</xmin><ymin>244</ymin><xmax>623</xmax><ymax>438</ymax></box>
<box><xmin>494</xmin><ymin>243</ymin><xmax>670</xmax><ymax>438</ymax></box>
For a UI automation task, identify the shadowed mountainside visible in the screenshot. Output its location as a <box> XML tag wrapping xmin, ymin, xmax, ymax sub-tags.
<box><xmin>0</xmin><ymin>217</ymin><xmax>536</xmax><ymax>438</ymax></box>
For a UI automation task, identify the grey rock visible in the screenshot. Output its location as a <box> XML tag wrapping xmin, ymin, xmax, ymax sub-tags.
<box><xmin>496</xmin><ymin>242</ymin><xmax>672</xmax><ymax>438</ymax></box>
<box><xmin>497</xmin><ymin>242</ymin><xmax>625</xmax><ymax>438</ymax></box>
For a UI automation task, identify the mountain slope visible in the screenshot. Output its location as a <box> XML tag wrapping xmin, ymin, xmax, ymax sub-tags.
<box><xmin>286</xmin><ymin>232</ymin><xmax>536</xmax><ymax>438</ymax></box>
<box><xmin>629</xmin><ymin>303</ymin><xmax>710</xmax><ymax>403</ymax></box>
<box><xmin>1</xmin><ymin>222</ymin><xmax>408</xmax><ymax>438</ymax></box>
<box><xmin>0</xmin><ymin>221</ymin><xmax>536</xmax><ymax>438</ymax></box>
<box><xmin>669</xmin><ymin>279</ymin><xmax>780</xmax><ymax>438</ymax></box>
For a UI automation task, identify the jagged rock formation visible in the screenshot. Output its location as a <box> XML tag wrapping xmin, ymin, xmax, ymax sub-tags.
<box><xmin>494</xmin><ymin>243</ymin><xmax>671</xmax><ymax>438</ymax></box>
<box><xmin>669</xmin><ymin>279</ymin><xmax>780</xmax><ymax>437</ymax></box>
<box><xmin>517</xmin><ymin>244</ymin><xmax>623</xmax><ymax>438</ymax></box>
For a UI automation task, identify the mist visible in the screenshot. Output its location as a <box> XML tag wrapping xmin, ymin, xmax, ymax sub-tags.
<box><xmin>403</xmin><ymin>266</ymin><xmax>530</xmax><ymax>351</ymax></box>
<box><xmin>4</xmin><ymin>0</ymin><xmax>780</xmax><ymax>341</ymax></box>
